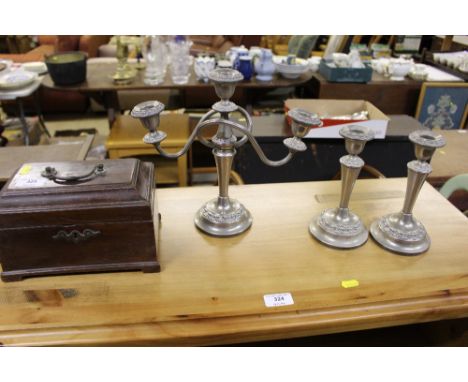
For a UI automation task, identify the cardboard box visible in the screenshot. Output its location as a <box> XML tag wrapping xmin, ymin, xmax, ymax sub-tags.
<box><xmin>284</xmin><ymin>99</ymin><xmax>390</xmax><ymax>139</ymax></box>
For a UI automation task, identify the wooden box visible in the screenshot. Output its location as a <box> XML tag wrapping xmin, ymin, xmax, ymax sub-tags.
<box><xmin>0</xmin><ymin>158</ymin><xmax>160</xmax><ymax>282</ymax></box>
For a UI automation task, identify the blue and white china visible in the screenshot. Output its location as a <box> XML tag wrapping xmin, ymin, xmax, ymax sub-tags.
<box><xmin>0</xmin><ymin>70</ymin><xmax>37</xmax><ymax>90</ymax></box>
<box><xmin>227</xmin><ymin>46</ymin><xmax>249</xmax><ymax>70</ymax></box>
<box><xmin>254</xmin><ymin>48</ymin><xmax>275</xmax><ymax>81</ymax></box>
<box><xmin>194</xmin><ymin>56</ymin><xmax>216</xmax><ymax>82</ymax></box>
<box><xmin>238</xmin><ymin>56</ymin><xmax>253</xmax><ymax>81</ymax></box>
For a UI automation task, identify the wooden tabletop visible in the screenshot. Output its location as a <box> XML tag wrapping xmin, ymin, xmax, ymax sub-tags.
<box><xmin>42</xmin><ymin>61</ymin><xmax>314</xmax><ymax>92</ymax></box>
<box><xmin>0</xmin><ymin>135</ymin><xmax>94</xmax><ymax>183</ymax></box>
<box><xmin>1</xmin><ymin>178</ymin><xmax>468</xmax><ymax>346</ymax></box>
<box><xmin>429</xmin><ymin>130</ymin><xmax>468</xmax><ymax>187</ymax></box>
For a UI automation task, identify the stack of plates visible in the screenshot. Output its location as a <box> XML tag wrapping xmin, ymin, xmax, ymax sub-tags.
<box><xmin>0</xmin><ymin>71</ymin><xmax>38</xmax><ymax>90</ymax></box>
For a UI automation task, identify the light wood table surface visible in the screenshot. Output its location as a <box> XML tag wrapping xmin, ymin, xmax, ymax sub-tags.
<box><xmin>428</xmin><ymin>129</ymin><xmax>468</xmax><ymax>188</ymax></box>
<box><xmin>0</xmin><ymin>135</ymin><xmax>94</xmax><ymax>184</ymax></box>
<box><xmin>106</xmin><ymin>114</ymin><xmax>189</xmax><ymax>186</ymax></box>
<box><xmin>1</xmin><ymin>178</ymin><xmax>468</xmax><ymax>346</ymax></box>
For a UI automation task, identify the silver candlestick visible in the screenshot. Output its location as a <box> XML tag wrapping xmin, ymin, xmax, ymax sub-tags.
<box><xmin>370</xmin><ymin>130</ymin><xmax>446</xmax><ymax>255</ymax></box>
<box><xmin>131</xmin><ymin>68</ymin><xmax>322</xmax><ymax>237</ymax></box>
<box><xmin>309</xmin><ymin>125</ymin><xmax>375</xmax><ymax>248</ymax></box>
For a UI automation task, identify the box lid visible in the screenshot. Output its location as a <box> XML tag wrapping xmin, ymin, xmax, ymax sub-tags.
<box><xmin>0</xmin><ymin>158</ymin><xmax>154</xmax><ymax>229</ymax></box>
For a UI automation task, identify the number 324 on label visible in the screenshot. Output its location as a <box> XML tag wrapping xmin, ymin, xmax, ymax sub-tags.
<box><xmin>263</xmin><ymin>293</ymin><xmax>294</xmax><ymax>307</ymax></box>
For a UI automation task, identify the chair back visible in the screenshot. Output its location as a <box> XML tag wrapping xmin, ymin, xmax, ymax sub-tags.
<box><xmin>439</xmin><ymin>174</ymin><xmax>468</xmax><ymax>199</ymax></box>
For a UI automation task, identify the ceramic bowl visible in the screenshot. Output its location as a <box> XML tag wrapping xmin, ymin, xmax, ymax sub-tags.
<box><xmin>409</xmin><ymin>64</ymin><xmax>428</xmax><ymax>81</ymax></box>
<box><xmin>274</xmin><ymin>57</ymin><xmax>309</xmax><ymax>79</ymax></box>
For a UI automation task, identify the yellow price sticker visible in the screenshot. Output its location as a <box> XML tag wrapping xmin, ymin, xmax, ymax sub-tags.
<box><xmin>19</xmin><ymin>165</ymin><xmax>32</xmax><ymax>176</ymax></box>
<box><xmin>341</xmin><ymin>279</ymin><xmax>359</xmax><ymax>289</ymax></box>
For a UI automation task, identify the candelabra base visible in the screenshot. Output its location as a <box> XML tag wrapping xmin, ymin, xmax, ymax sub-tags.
<box><xmin>309</xmin><ymin>207</ymin><xmax>368</xmax><ymax>249</ymax></box>
<box><xmin>194</xmin><ymin>197</ymin><xmax>252</xmax><ymax>237</ymax></box>
<box><xmin>370</xmin><ymin>212</ymin><xmax>430</xmax><ymax>255</ymax></box>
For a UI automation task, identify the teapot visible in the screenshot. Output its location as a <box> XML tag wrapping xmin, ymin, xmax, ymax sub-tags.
<box><xmin>253</xmin><ymin>48</ymin><xmax>275</xmax><ymax>81</ymax></box>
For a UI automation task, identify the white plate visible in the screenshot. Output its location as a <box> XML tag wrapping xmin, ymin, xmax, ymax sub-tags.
<box><xmin>0</xmin><ymin>71</ymin><xmax>37</xmax><ymax>90</ymax></box>
<box><xmin>22</xmin><ymin>61</ymin><xmax>48</xmax><ymax>75</ymax></box>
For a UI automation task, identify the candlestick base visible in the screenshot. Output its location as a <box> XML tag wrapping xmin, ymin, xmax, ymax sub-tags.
<box><xmin>370</xmin><ymin>212</ymin><xmax>430</xmax><ymax>255</ymax></box>
<box><xmin>194</xmin><ymin>197</ymin><xmax>252</xmax><ymax>237</ymax></box>
<box><xmin>309</xmin><ymin>207</ymin><xmax>368</xmax><ymax>248</ymax></box>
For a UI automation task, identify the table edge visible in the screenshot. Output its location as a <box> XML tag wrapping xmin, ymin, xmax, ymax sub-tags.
<box><xmin>2</xmin><ymin>288</ymin><xmax>467</xmax><ymax>346</ymax></box>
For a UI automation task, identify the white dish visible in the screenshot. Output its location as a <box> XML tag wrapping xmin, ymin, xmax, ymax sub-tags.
<box><xmin>22</xmin><ymin>61</ymin><xmax>48</xmax><ymax>75</ymax></box>
<box><xmin>0</xmin><ymin>70</ymin><xmax>37</xmax><ymax>90</ymax></box>
<box><xmin>274</xmin><ymin>57</ymin><xmax>309</xmax><ymax>79</ymax></box>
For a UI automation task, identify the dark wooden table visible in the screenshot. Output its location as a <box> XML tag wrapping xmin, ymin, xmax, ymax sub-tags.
<box><xmin>0</xmin><ymin>135</ymin><xmax>94</xmax><ymax>187</ymax></box>
<box><xmin>307</xmin><ymin>72</ymin><xmax>423</xmax><ymax>116</ymax></box>
<box><xmin>42</xmin><ymin>61</ymin><xmax>314</xmax><ymax>126</ymax></box>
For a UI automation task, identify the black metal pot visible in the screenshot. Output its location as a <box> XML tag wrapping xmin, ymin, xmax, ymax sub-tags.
<box><xmin>45</xmin><ymin>51</ymin><xmax>87</xmax><ymax>86</ymax></box>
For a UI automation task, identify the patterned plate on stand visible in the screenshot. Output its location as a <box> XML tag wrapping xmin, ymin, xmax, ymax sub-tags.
<box><xmin>0</xmin><ymin>71</ymin><xmax>37</xmax><ymax>90</ymax></box>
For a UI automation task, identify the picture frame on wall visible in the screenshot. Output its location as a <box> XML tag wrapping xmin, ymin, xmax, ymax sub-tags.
<box><xmin>415</xmin><ymin>82</ymin><xmax>468</xmax><ymax>130</ymax></box>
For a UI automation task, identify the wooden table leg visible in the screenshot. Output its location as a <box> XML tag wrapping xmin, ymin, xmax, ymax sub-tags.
<box><xmin>15</xmin><ymin>98</ymin><xmax>29</xmax><ymax>146</ymax></box>
<box><xmin>88</xmin><ymin>91</ymin><xmax>121</xmax><ymax>129</ymax></box>
<box><xmin>103</xmin><ymin>91</ymin><xmax>121</xmax><ymax>129</ymax></box>
<box><xmin>177</xmin><ymin>154</ymin><xmax>188</xmax><ymax>187</ymax></box>
<box><xmin>33</xmin><ymin>91</ymin><xmax>51</xmax><ymax>138</ymax></box>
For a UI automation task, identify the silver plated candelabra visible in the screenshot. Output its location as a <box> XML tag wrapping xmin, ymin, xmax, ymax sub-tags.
<box><xmin>370</xmin><ymin>130</ymin><xmax>446</xmax><ymax>255</ymax></box>
<box><xmin>309</xmin><ymin>125</ymin><xmax>375</xmax><ymax>248</ymax></box>
<box><xmin>131</xmin><ymin>68</ymin><xmax>321</xmax><ymax>237</ymax></box>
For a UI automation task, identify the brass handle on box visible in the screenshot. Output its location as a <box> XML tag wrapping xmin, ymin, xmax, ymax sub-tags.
<box><xmin>41</xmin><ymin>164</ymin><xmax>105</xmax><ymax>184</ymax></box>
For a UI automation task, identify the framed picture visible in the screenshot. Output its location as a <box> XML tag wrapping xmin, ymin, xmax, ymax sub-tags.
<box><xmin>415</xmin><ymin>82</ymin><xmax>468</xmax><ymax>130</ymax></box>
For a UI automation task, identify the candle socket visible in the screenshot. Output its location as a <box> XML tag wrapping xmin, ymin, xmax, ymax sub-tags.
<box><xmin>370</xmin><ymin>130</ymin><xmax>446</xmax><ymax>255</ymax></box>
<box><xmin>309</xmin><ymin>125</ymin><xmax>374</xmax><ymax>248</ymax></box>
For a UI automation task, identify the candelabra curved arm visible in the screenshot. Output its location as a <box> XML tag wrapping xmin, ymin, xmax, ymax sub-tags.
<box><xmin>195</xmin><ymin>106</ymin><xmax>253</xmax><ymax>149</ymax></box>
<box><xmin>233</xmin><ymin>106</ymin><xmax>253</xmax><ymax>148</ymax></box>
<box><xmin>153</xmin><ymin>118</ymin><xmax>223</xmax><ymax>159</ymax></box>
<box><xmin>220</xmin><ymin>119</ymin><xmax>299</xmax><ymax>167</ymax></box>
<box><xmin>196</xmin><ymin>109</ymin><xmax>218</xmax><ymax>149</ymax></box>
